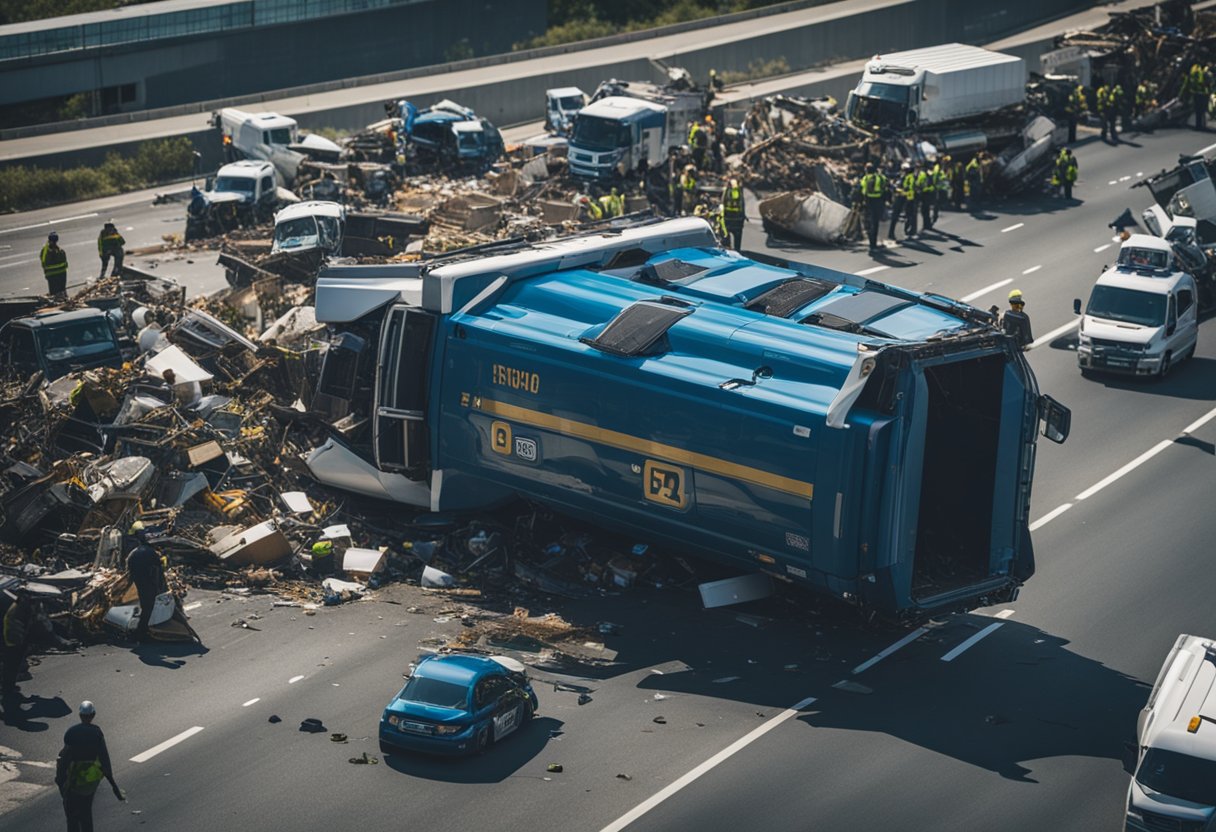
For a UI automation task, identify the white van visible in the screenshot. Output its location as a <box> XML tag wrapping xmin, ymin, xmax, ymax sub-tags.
<box><xmin>1127</xmin><ymin>635</ymin><xmax>1216</xmax><ymax>830</ymax></box>
<box><xmin>1074</xmin><ymin>234</ymin><xmax>1199</xmax><ymax>378</ymax></box>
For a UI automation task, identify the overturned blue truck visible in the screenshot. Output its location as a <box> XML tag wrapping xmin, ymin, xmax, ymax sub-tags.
<box><xmin>304</xmin><ymin>218</ymin><xmax>1069</xmax><ymax>621</ymax></box>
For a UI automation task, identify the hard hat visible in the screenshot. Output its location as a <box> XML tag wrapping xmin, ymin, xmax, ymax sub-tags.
<box><xmin>705</xmin><ymin>115</ymin><xmax>713</xmax><ymax>123</ymax></box>
<box><xmin>48</xmin><ymin>232</ymin><xmax>59</xmax><ymax>242</ymax></box>
<box><xmin>128</xmin><ymin>520</ymin><xmax>145</xmax><ymax>534</ymax></box>
<box><xmin>685</xmin><ymin>164</ymin><xmax>696</xmax><ymax>172</ymax></box>
<box><xmin>709</xmin><ymin>68</ymin><xmax>716</xmax><ymax>75</ymax></box>
<box><xmin>79</xmin><ymin>701</ymin><xmax>96</xmax><ymax>717</ymax></box>
<box><xmin>864</xmin><ymin>162</ymin><xmax>874</xmax><ymax>172</ymax></box>
<box><xmin>311</xmin><ymin>541</ymin><xmax>334</xmax><ymax>555</ymax></box>
<box><xmin>900</xmin><ymin>162</ymin><xmax>911</xmax><ymax>170</ymax></box>
<box><xmin>729</xmin><ymin>178</ymin><xmax>739</xmax><ymax>187</ymax></box>
<box><xmin>1008</xmin><ymin>289</ymin><xmax>1024</xmax><ymax>303</ymax></box>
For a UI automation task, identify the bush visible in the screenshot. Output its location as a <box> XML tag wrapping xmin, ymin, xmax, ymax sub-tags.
<box><xmin>0</xmin><ymin>137</ymin><xmax>196</xmax><ymax>212</ymax></box>
<box><xmin>516</xmin><ymin>0</ymin><xmax>786</xmax><ymax>50</ymax></box>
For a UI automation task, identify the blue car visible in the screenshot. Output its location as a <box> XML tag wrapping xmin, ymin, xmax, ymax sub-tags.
<box><xmin>379</xmin><ymin>654</ymin><xmax>539</xmax><ymax>756</ymax></box>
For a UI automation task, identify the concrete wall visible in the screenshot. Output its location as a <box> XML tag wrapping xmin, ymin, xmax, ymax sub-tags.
<box><xmin>0</xmin><ymin>0</ymin><xmax>545</xmax><ymax>116</ymax></box>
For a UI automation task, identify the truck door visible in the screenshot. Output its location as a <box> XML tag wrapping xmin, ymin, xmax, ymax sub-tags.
<box><xmin>373</xmin><ymin>305</ymin><xmax>435</xmax><ymax>480</ymax></box>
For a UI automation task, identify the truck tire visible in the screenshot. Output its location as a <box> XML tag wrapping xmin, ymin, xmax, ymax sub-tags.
<box><xmin>1157</xmin><ymin>351</ymin><xmax>1172</xmax><ymax>379</ymax></box>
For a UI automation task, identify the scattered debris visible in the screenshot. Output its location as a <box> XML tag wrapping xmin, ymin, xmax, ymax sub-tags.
<box><xmin>348</xmin><ymin>752</ymin><xmax>379</xmax><ymax>765</ymax></box>
<box><xmin>546</xmin><ymin>763</ymin><xmax>563</xmax><ymax>773</ymax></box>
<box><xmin>299</xmin><ymin>718</ymin><xmax>326</xmax><ymax>733</ymax></box>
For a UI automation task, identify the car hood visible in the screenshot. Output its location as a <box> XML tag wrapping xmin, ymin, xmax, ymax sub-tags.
<box><xmin>385</xmin><ymin>698</ymin><xmax>469</xmax><ymax>725</ymax></box>
<box><xmin>1083</xmin><ymin>315</ymin><xmax>1159</xmax><ymax>345</ymax></box>
<box><xmin>1130</xmin><ymin>778</ymin><xmax>1215</xmax><ymax>821</ymax></box>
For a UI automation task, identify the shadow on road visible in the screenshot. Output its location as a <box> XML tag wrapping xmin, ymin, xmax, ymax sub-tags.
<box><xmin>1085</xmin><ymin>356</ymin><xmax>1216</xmax><ymax>401</ymax></box>
<box><xmin>381</xmin><ymin>715</ymin><xmax>564</xmax><ymax>783</ymax></box>
<box><xmin>0</xmin><ymin>693</ymin><xmax>71</xmax><ymax>732</ymax></box>
<box><xmin>134</xmin><ymin>639</ymin><xmax>210</xmax><ymax>669</ymax></box>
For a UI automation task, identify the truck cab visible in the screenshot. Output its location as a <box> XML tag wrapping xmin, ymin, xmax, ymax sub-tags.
<box><xmin>216</xmin><ymin>108</ymin><xmax>341</xmax><ymax>186</ymax></box>
<box><xmin>846</xmin><ymin>63</ymin><xmax>923</xmax><ymax>129</ymax></box>
<box><xmin>1139</xmin><ymin>143</ymin><xmax>1216</xmax><ymax>226</ymax></box>
<box><xmin>545</xmin><ymin>87</ymin><xmax>587</xmax><ymax>136</ymax></box>
<box><xmin>568</xmin><ymin>97</ymin><xmax>665</xmax><ymax>181</ymax></box>
<box><xmin>396</xmin><ymin>100</ymin><xmax>503</xmax><ymax>172</ymax></box>
<box><xmin>0</xmin><ymin>308</ymin><xmax>123</xmax><ymax>382</ymax></box>
<box><xmin>1075</xmin><ymin>235</ymin><xmax>1199</xmax><ymax>378</ymax></box>
<box><xmin>273</xmin><ymin>201</ymin><xmax>345</xmax><ymax>256</ymax></box>
<box><xmin>1128</xmin><ymin>635</ymin><xmax>1216</xmax><ymax>831</ymax></box>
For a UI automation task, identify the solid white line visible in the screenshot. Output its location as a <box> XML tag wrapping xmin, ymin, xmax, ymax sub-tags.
<box><xmin>1028</xmin><ymin>319</ymin><xmax>1078</xmax><ymax>350</ymax></box>
<box><xmin>183</xmin><ymin>602</ymin><xmax>202</xmax><ymax>611</ymax></box>
<box><xmin>130</xmin><ymin>726</ymin><xmax>204</xmax><ymax>763</ymax></box>
<box><xmin>851</xmin><ymin>627</ymin><xmax>928</xmax><ymax>675</ymax></box>
<box><xmin>1029</xmin><ymin>503</ymin><xmax>1072</xmax><ymax>531</ymax></box>
<box><xmin>597</xmin><ymin>696</ymin><xmax>816</xmax><ymax>832</ymax></box>
<box><xmin>960</xmin><ymin>278</ymin><xmax>1012</xmax><ymax>303</ymax></box>
<box><xmin>1094</xmin><ymin>243</ymin><xmax>1111</xmax><ymax>253</ymax></box>
<box><xmin>0</xmin><ymin>260</ymin><xmax>33</xmax><ymax>270</ymax></box>
<box><xmin>1182</xmin><ymin>406</ymin><xmax>1216</xmax><ymax>436</ymax></box>
<box><xmin>994</xmin><ymin>609</ymin><xmax>1016</xmax><ymax>620</ymax></box>
<box><xmin>1001</xmin><ymin>223</ymin><xmax>1024</xmax><ymax>233</ymax></box>
<box><xmin>941</xmin><ymin>623</ymin><xmax>1004</xmax><ymax>662</ymax></box>
<box><xmin>1021</xmin><ymin>265</ymin><xmax>1042</xmax><ymax>275</ymax></box>
<box><xmin>1075</xmin><ymin>440</ymin><xmax>1173</xmax><ymax>501</ymax></box>
<box><xmin>242</xmin><ymin>698</ymin><xmax>260</xmax><ymax>707</ymax></box>
<box><xmin>288</xmin><ymin>675</ymin><xmax>304</xmax><ymax>684</ymax></box>
<box><xmin>0</xmin><ymin>212</ymin><xmax>98</xmax><ymax>235</ymax></box>
<box><xmin>855</xmin><ymin>265</ymin><xmax>889</xmax><ymax>276</ymax></box>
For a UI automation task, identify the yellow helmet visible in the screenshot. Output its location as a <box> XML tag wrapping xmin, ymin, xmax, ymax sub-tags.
<box><xmin>1008</xmin><ymin>289</ymin><xmax>1024</xmax><ymax>304</ymax></box>
<box><xmin>128</xmin><ymin>520</ymin><xmax>145</xmax><ymax>534</ymax></box>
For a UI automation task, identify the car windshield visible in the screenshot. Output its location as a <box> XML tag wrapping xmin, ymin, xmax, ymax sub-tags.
<box><xmin>267</xmin><ymin>127</ymin><xmax>294</xmax><ymax>145</ymax></box>
<box><xmin>39</xmin><ymin>319</ymin><xmax>118</xmax><ymax>367</ymax></box>
<box><xmin>317</xmin><ymin>216</ymin><xmax>341</xmax><ymax>249</ymax></box>
<box><xmin>573</xmin><ymin>115</ymin><xmax>631</xmax><ymax>151</ymax></box>
<box><xmin>1118</xmin><ymin>247</ymin><xmax>1170</xmax><ymax>270</ymax></box>
<box><xmin>1136</xmin><ymin>749</ymin><xmax>1216</xmax><ymax>806</ymax></box>
<box><xmin>215</xmin><ymin>176</ymin><xmax>255</xmax><ymax>194</ymax></box>
<box><xmin>275</xmin><ymin>217</ymin><xmax>318</xmax><ymax>247</ymax></box>
<box><xmin>457</xmin><ymin>131</ymin><xmax>483</xmax><ymax>150</ymax></box>
<box><xmin>1086</xmin><ymin>285</ymin><xmax>1167</xmax><ymax>327</ymax></box>
<box><xmin>1165</xmin><ymin>226</ymin><xmax>1196</xmax><ymax>245</ymax></box>
<box><xmin>848</xmin><ymin>82</ymin><xmax>910</xmax><ymax>128</ymax></box>
<box><xmin>402</xmin><ymin>675</ymin><xmax>468</xmax><ymax>709</ymax></box>
<box><xmin>558</xmin><ymin>96</ymin><xmax>584</xmax><ymax>110</ymax></box>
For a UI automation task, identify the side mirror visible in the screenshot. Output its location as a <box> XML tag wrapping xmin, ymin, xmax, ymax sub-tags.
<box><xmin>1073</xmin><ymin>298</ymin><xmax>1082</xmax><ymax>315</ymax></box>
<box><xmin>1038</xmin><ymin>394</ymin><xmax>1071</xmax><ymax>445</ymax></box>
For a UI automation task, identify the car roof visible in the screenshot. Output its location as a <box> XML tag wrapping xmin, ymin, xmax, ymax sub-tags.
<box><xmin>217</xmin><ymin>160</ymin><xmax>273</xmax><ymax>177</ymax></box>
<box><xmin>548</xmin><ymin>87</ymin><xmax>585</xmax><ymax>99</ymax></box>
<box><xmin>1151</xmin><ymin>636</ymin><xmax>1216</xmax><ymax>759</ymax></box>
<box><xmin>1096</xmin><ymin>268</ymin><xmax>1185</xmax><ymax>294</ymax></box>
<box><xmin>9</xmin><ymin>307</ymin><xmax>108</xmax><ymax>329</ymax></box>
<box><xmin>1121</xmin><ymin>233</ymin><xmax>1171</xmax><ymax>253</ymax></box>
<box><xmin>275</xmin><ymin>200</ymin><xmax>344</xmax><ymax>223</ymax></box>
<box><xmin>414</xmin><ymin>654</ymin><xmax>503</xmax><ymax>685</ymax></box>
<box><xmin>580</xmin><ymin>96</ymin><xmax>665</xmax><ymax>119</ymax></box>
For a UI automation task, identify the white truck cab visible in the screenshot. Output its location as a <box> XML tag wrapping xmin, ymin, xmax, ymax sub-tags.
<box><xmin>273</xmin><ymin>201</ymin><xmax>345</xmax><ymax>256</ymax></box>
<box><xmin>1075</xmin><ymin>234</ymin><xmax>1199</xmax><ymax>378</ymax></box>
<box><xmin>546</xmin><ymin>87</ymin><xmax>587</xmax><ymax>135</ymax></box>
<box><xmin>216</xmin><ymin>108</ymin><xmax>341</xmax><ymax>186</ymax></box>
<box><xmin>1127</xmin><ymin>635</ymin><xmax>1216</xmax><ymax>831</ymax></box>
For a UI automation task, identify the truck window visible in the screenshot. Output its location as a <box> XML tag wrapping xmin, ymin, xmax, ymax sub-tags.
<box><xmin>260</xmin><ymin>176</ymin><xmax>274</xmax><ymax>196</ymax></box>
<box><xmin>215</xmin><ymin>176</ymin><xmax>255</xmax><ymax>194</ymax></box>
<box><xmin>573</xmin><ymin>115</ymin><xmax>632</xmax><ymax>152</ymax></box>
<box><xmin>1</xmin><ymin>326</ymin><xmax>38</xmax><ymax>374</ymax></box>
<box><xmin>374</xmin><ymin>307</ymin><xmax>435</xmax><ymax>476</ymax></box>
<box><xmin>1135</xmin><ymin>749</ymin><xmax>1216</xmax><ymax>806</ymax></box>
<box><xmin>1178</xmin><ymin>288</ymin><xmax>1194</xmax><ymax>316</ymax></box>
<box><xmin>39</xmin><ymin>318</ymin><xmax>120</xmax><ymax>378</ymax></box>
<box><xmin>275</xmin><ymin>216</ymin><xmax>318</xmax><ymax>247</ymax></box>
<box><xmin>1086</xmin><ymin>286</ymin><xmax>1166</xmax><ymax>327</ymax></box>
<box><xmin>1117</xmin><ymin>247</ymin><xmax>1169</xmax><ymax>270</ymax></box>
<box><xmin>582</xmin><ymin>299</ymin><xmax>693</xmax><ymax>356</ymax></box>
<box><xmin>1167</xmin><ymin>294</ymin><xmax>1177</xmax><ymax>330</ymax></box>
<box><xmin>848</xmin><ymin>82</ymin><xmax>910</xmax><ymax>128</ymax></box>
<box><xmin>267</xmin><ymin>128</ymin><xmax>293</xmax><ymax>145</ymax></box>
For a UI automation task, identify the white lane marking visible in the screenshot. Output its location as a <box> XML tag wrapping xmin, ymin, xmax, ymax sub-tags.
<box><xmin>851</xmin><ymin>627</ymin><xmax>928</xmax><ymax>675</ymax></box>
<box><xmin>1136</xmin><ymin>172</ymin><xmax>1143</xmax><ymax>177</ymax></box>
<box><xmin>183</xmin><ymin>602</ymin><xmax>202</xmax><ymax>611</ymax></box>
<box><xmin>1028</xmin><ymin>319</ymin><xmax>1079</xmax><ymax>350</ymax></box>
<box><xmin>1182</xmin><ymin>405</ymin><xmax>1216</xmax><ymax>436</ymax></box>
<box><xmin>1021</xmin><ymin>265</ymin><xmax>1042</xmax><ymax>275</ymax></box>
<box><xmin>960</xmin><ymin>278</ymin><xmax>1012</xmax><ymax>303</ymax></box>
<box><xmin>855</xmin><ymin>265</ymin><xmax>889</xmax><ymax>276</ymax></box>
<box><xmin>288</xmin><ymin>675</ymin><xmax>304</xmax><ymax>684</ymax></box>
<box><xmin>1119</xmin><ymin>175</ymin><xmax>1131</xmax><ymax>182</ymax></box>
<box><xmin>130</xmin><ymin>726</ymin><xmax>204</xmax><ymax>763</ymax></box>
<box><xmin>242</xmin><ymin>698</ymin><xmax>260</xmax><ymax>707</ymax></box>
<box><xmin>597</xmin><ymin>696</ymin><xmax>817</xmax><ymax>832</ymax></box>
<box><xmin>1029</xmin><ymin>503</ymin><xmax>1072</xmax><ymax>531</ymax></box>
<box><xmin>1075</xmin><ymin>440</ymin><xmax>1173</xmax><ymax>501</ymax></box>
<box><xmin>1001</xmin><ymin>223</ymin><xmax>1024</xmax><ymax>233</ymax></box>
<box><xmin>994</xmin><ymin>609</ymin><xmax>1016</xmax><ymax>620</ymax></box>
<box><xmin>0</xmin><ymin>260</ymin><xmax>33</xmax><ymax>270</ymax></box>
<box><xmin>0</xmin><ymin>213</ymin><xmax>99</xmax><ymax>235</ymax></box>
<box><xmin>1107</xmin><ymin>180</ymin><xmax>1118</xmax><ymax>185</ymax></box>
<box><xmin>941</xmin><ymin>623</ymin><xmax>1004</xmax><ymax>662</ymax></box>
<box><xmin>1094</xmin><ymin>243</ymin><xmax>1111</xmax><ymax>253</ymax></box>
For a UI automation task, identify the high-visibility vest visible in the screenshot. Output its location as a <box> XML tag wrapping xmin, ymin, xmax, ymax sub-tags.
<box><xmin>722</xmin><ymin>186</ymin><xmax>744</xmax><ymax>214</ymax></box>
<box><xmin>900</xmin><ymin>173</ymin><xmax>916</xmax><ymax>199</ymax></box>
<box><xmin>1185</xmin><ymin>66</ymin><xmax>1209</xmax><ymax>96</ymax></box>
<box><xmin>965</xmin><ymin>159</ymin><xmax>982</xmax><ymax>181</ymax></box>
<box><xmin>65</xmin><ymin>758</ymin><xmax>104</xmax><ymax>796</ymax></box>
<box><xmin>582</xmin><ymin>199</ymin><xmax>603</xmax><ymax>219</ymax></box>
<box><xmin>98</xmin><ymin>231</ymin><xmax>125</xmax><ymax>254</ymax></box>
<box><xmin>1067</xmin><ymin>86</ymin><xmax>1087</xmax><ymax>115</ymax></box>
<box><xmin>915</xmin><ymin>170</ymin><xmax>933</xmax><ymax>195</ymax></box>
<box><xmin>860</xmin><ymin>173</ymin><xmax>887</xmax><ymax>199</ymax></box>
<box><xmin>40</xmin><ymin>244</ymin><xmax>67</xmax><ymax>278</ymax></box>
<box><xmin>680</xmin><ymin>173</ymin><xmax>697</xmax><ymax>192</ymax></box>
<box><xmin>688</xmin><ymin>123</ymin><xmax>705</xmax><ymax>147</ymax></box>
<box><xmin>931</xmin><ymin>165</ymin><xmax>947</xmax><ymax>192</ymax></box>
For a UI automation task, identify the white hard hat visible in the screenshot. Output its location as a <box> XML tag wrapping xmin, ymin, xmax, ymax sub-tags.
<box><xmin>79</xmin><ymin>700</ymin><xmax>96</xmax><ymax>717</ymax></box>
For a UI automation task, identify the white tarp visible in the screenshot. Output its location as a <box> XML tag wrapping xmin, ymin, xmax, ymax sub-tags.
<box><xmin>146</xmin><ymin>345</ymin><xmax>213</xmax><ymax>385</ymax></box>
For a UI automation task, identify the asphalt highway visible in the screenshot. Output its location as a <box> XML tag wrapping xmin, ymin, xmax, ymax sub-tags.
<box><xmin>2</xmin><ymin>124</ymin><xmax>1215</xmax><ymax>832</ymax></box>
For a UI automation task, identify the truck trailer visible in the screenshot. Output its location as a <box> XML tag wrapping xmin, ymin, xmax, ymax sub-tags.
<box><xmin>304</xmin><ymin>218</ymin><xmax>1070</xmax><ymax>621</ymax></box>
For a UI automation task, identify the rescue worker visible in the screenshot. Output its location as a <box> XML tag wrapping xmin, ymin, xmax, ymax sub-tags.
<box><xmin>598</xmin><ymin>187</ymin><xmax>623</xmax><ymax>218</ymax></box>
<box><xmin>40</xmin><ymin>231</ymin><xmax>69</xmax><ymax>299</ymax></box>
<box><xmin>2</xmin><ymin>592</ymin><xmax>33</xmax><ymax>703</ymax></box>
<box><xmin>1065</xmin><ymin>84</ymin><xmax>1088</xmax><ymax>143</ymax></box>
<box><xmin>720</xmin><ymin>178</ymin><xmax>746</xmax><ymax>250</ymax></box>
<box><xmin>96</xmin><ymin>221</ymin><xmax>125</xmax><ymax>279</ymax></box>
<box><xmin>1053</xmin><ymin>148</ymin><xmax>1079</xmax><ymax>200</ymax></box>
<box><xmin>931</xmin><ymin>156</ymin><xmax>949</xmax><ymax>224</ymax></box>
<box><xmin>1134</xmin><ymin>80</ymin><xmax>1155</xmax><ymax>119</ymax></box>
<box><xmin>310</xmin><ymin>540</ymin><xmax>335</xmax><ymax>577</ymax></box>
<box><xmin>916</xmin><ymin>162</ymin><xmax>935</xmax><ymax>232</ymax></box>
<box><xmin>125</xmin><ymin>522</ymin><xmax>165</xmax><ymax>643</ymax></box>
<box><xmin>888</xmin><ymin>162</ymin><xmax>915</xmax><ymax>241</ymax></box>
<box><xmin>1181</xmin><ymin>63</ymin><xmax>1210</xmax><ymax>131</ymax></box>
<box><xmin>950</xmin><ymin>156</ymin><xmax>965</xmax><ymax>211</ymax></box>
<box><xmin>56</xmin><ymin>700</ymin><xmax>124</xmax><ymax>832</ymax></box>
<box><xmin>578</xmin><ymin>195</ymin><xmax>603</xmax><ymax>222</ymax></box>
<box><xmin>688</xmin><ymin>118</ymin><xmax>708</xmax><ymax>170</ymax></box>
<box><xmin>1001</xmin><ymin>289</ymin><xmax>1033</xmax><ymax>350</ymax></box>
<box><xmin>677</xmin><ymin>164</ymin><xmax>698</xmax><ymax>216</ymax></box>
<box><xmin>708</xmin><ymin>68</ymin><xmax>724</xmax><ymax>93</ymax></box>
<box><xmin>1097</xmin><ymin>83</ymin><xmax>1123</xmax><ymax>142</ymax></box>
<box><xmin>859</xmin><ymin>162</ymin><xmax>888</xmax><ymax>251</ymax></box>
<box><xmin>965</xmin><ymin>154</ymin><xmax>984</xmax><ymax>212</ymax></box>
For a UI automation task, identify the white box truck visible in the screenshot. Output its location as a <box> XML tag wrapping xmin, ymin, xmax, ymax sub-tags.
<box><xmin>846</xmin><ymin>43</ymin><xmax>1026</xmax><ymax>132</ymax></box>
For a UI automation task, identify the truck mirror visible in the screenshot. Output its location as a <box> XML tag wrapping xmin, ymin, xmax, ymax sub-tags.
<box><xmin>1072</xmin><ymin>298</ymin><xmax>1082</xmax><ymax>315</ymax></box>
<box><xmin>1038</xmin><ymin>395</ymin><xmax>1071</xmax><ymax>445</ymax></box>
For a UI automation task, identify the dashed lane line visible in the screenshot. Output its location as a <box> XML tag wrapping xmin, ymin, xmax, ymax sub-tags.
<box><xmin>960</xmin><ymin>278</ymin><xmax>1012</xmax><ymax>303</ymax></box>
<box><xmin>0</xmin><ymin>213</ymin><xmax>99</xmax><ymax>235</ymax></box>
<box><xmin>288</xmin><ymin>675</ymin><xmax>304</xmax><ymax>684</ymax></box>
<box><xmin>1022</xmin><ymin>265</ymin><xmax>1041</xmax><ymax>275</ymax></box>
<box><xmin>1028</xmin><ymin>319</ymin><xmax>1078</xmax><ymax>350</ymax></box>
<box><xmin>242</xmin><ymin>698</ymin><xmax>260</xmax><ymax>707</ymax></box>
<box><xmin>1075</xmin><ymin>440</ymin><xmax>1174</xmax><ymax>501</ymax></box>
<box><xmin>1001</xmin><ymin>223</ymin><xmax>1024</xmax><ymax>233</ymax></box>
<box><xmin>851</xmin><ymin>627</ymin><xmax>929</xmax><ymax>675</ymax></box>
<box><xmin>1029</xmin><ymin>503</ymin><xmax>1073</xmax><ymax>531</ymax></box>
<box><xmin>941</xmin><ymin>623</ymin><xmax>1004</xmax><ymax>662</ymax></box>
<box><xmin>130</xmin><ymin>727</ymin><xmax>204</xmax><ymax>763</ymax></box>
<box><xmin>597</xmin><ymin>697</ymin><xmax>817</xmax><ymax>832</ymax></box>
<box><xmin>993</xmin><ymin>609</ymin><xmax>1016</xmax><ymax>620</ymax></box>
<box><xmin>855</xmin><ymin>265</ymin><xmax>889</xmax><ymax>276</ymax></box>
<box><xmin>1094</xmin><ymin>243</ymin><xmax>1111</xmax><ymax>253</ymax></box>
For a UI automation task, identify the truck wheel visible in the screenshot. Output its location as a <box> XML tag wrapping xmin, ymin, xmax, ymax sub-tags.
<box><xmin>1157</xmin><ymin>352</ymin><xmax>1172</xmax><ymax>379</ymax></box>
<box><xmin>476</xmin><ymin>726</ymin><xmax>491</xmax><ymax>753</ymax></box>
<box><xmin>1079</xmin><ymin>367</ymin><xmax>1094</xmax><ymax>380</ymax></box>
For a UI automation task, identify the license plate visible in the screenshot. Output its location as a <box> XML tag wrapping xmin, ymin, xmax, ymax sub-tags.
<box><xmin>401</xmin><ymin>721</ymin><xmax>430</xmax><ymax>733</ymax></box>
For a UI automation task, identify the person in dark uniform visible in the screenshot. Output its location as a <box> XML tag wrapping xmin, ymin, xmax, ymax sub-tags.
<box><xmin>56</xmin><ymin>700</ymin><xmax>124</xmax><ymax>831</ymax></box>
<box><xmin>1001</xmin><ymin>289</ymin><xmax>1034</xmax><ymax>350</ymax></box>
<box><xmin>125</xmin><ymin>522</ymin><xmax>165</xmax><ymax>643</ymax></box>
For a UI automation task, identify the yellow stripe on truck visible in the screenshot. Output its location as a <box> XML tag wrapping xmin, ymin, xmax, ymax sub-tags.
<box><xmin>476</xmin><ymin>398</ymin><xmax>814</xmax><ymax>501</ymax></box>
